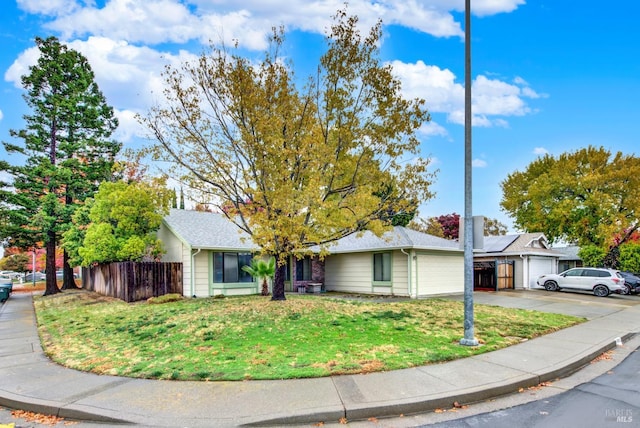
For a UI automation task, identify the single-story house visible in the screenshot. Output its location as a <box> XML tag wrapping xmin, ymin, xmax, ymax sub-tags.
<box><xmin>157</xmin><ymin>209</ymin><xmax>464</xmax><ymax>298</ymax></box>
<box><xmin>473</xmin><ymin>233</ymin><xmax>563</xmax><ymax>291</ymax></box>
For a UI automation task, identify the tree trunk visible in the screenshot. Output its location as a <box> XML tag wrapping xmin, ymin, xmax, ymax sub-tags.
<box><xmin>60</xmin><ymin>250</ymin><xmax>79</xmax><ymax>290</ymax></box>
<box><xmin>271</xmin><ymin>262</ymin><xmax>286</xmax><ymax>301</ymax></box>
<box><xmin>603</xmin><ymin>246</ymin><xmax>621</xmax><ymax>269</ymax></box>
<box><xmin>261</xmin><ymin>278</ymin><xmax>269</xmax><ymax>296</ymax></box>
<box><xmin>43</xmin><ymin>232</ymin><xmax>60</xmax><ymax>296</ymax></box>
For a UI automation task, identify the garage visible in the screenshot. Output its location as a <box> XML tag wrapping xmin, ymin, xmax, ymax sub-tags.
<box><xmin>416</xmin><ymin>253</ymin><xmax>464</xmax><ymax>296</ymax></box>
<box><xmin>526</xmin><ymin>256</ymin><xmax>556</xmax><ymax>289</ymax></box>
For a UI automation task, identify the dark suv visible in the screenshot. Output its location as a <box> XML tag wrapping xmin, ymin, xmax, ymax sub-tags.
<box><xmin>619</xmin><ymin>271</ymin><xmax>640</xmax><ymax>295</ymax></box>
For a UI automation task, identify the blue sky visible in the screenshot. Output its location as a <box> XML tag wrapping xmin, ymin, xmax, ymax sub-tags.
<box><xmin>1</xmin><ymin>0</ymin><xmax>639</xmax><ymax>232</ymax></box>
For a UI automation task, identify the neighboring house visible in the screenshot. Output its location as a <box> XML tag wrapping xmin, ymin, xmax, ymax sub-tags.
<box><xmin>553</xmin><ymin>245</ymin><xmax>583</xmax><ymax>272</ymax></box>
<box><xmin>473</xmin><ymin>233</ymin><xmax>563</xmax><ymax>291</ymax></box>
<box><xmin>157</xmin><ymin>209</ymin><xmax>464</xmax><ymax>298</ymax></box>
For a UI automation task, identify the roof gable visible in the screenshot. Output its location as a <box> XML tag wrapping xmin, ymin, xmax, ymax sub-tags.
<box><xmin>162</xmin><ymin>209</ymin><xmax>255</xmax><ymax>251</ymax></box>
<box><xmin>481</xmin><ymin>232</ymin><xmax>562</xmax><ymax>256</ymax></box>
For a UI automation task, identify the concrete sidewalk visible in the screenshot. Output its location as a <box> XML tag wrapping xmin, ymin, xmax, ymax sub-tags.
<box><xmin>1</xmin><ymin>291</ymin><xmax>639</xmax><ymax>427</ymax></box>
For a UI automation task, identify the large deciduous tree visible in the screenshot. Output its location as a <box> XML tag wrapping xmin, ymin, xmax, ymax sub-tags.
<box><xmin>500</xmin><ymin>146</ymin><xmax>640</xmax><ymax>265</ymax></box>
<box><xmin>0</xmin><ymin>36</ymin><xmax>120</xmax><ymax>295</ymax></box>
<box><xmin>141</xmin><ymin>9</ymin><xmax>436</xmax><ymax>300</ymax></box>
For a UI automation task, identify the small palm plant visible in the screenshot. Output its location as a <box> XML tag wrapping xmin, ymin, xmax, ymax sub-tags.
<box><xmin>242</xmin><ymin>256</ymin><xmax>276</xmax><ymax>296</ymax></box>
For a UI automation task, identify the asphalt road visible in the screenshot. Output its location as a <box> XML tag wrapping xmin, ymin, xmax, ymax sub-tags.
<box><xmin>423</xmin><ymin>341</ymin><xmax>640</xmax><ymax>428</ymax></box>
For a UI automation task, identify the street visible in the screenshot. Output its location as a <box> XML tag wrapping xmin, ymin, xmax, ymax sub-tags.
<box><xmin>423</xmin><ymin>340</ymin><xmax>640</xmax><ymax>427</ymax></box>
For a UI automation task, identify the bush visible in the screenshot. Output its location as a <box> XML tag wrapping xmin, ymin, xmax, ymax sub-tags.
<box><xmin>578</xmin><ymin>245</ymin><xmax>606</xmax><ymax>267</ymax></box>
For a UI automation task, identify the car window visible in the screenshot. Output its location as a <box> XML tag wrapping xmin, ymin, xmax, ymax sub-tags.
<box><xmin>582</xmin><ymin>269</ymin><xmax>605</xmax><ymax>277</ymax></box>
<box><xmin>564</xmin><ymin>269</ymin><xmax>582</xmax><ymax>277</ymax></box>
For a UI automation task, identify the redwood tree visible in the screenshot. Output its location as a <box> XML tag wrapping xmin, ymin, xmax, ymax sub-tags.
<box><xmin>1</xmin><ymin>37</ymin><xmax>120</xmax><ymax>295</ymax></box>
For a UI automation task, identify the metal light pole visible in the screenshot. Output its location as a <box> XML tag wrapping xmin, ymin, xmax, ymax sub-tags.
<box><xmin>460</xmin><ymin>0</ymin><xmax>478</xmax><ymax>347</ymax></box>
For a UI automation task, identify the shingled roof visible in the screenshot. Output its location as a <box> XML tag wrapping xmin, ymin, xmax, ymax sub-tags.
<box><xmin>162</xmin><ymin>209</ymin><xmax>461</xmax><ymax>254</ymax></box>
<box><xmin>162</xmin><ymin>209</ymin><xmax>255</xmax><ymax>251</ymax></box>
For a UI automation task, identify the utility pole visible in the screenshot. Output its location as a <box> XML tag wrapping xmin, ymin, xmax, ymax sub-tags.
<box><xmin>460</xmin><ymin>0</ymin><xmax>478</xmax><ymax>347</ymax></box>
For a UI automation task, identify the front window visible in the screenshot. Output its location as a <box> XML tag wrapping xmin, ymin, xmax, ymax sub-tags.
<box><xmin>213</xmin><ymin>252</ymin><xmax>254</xmax><ymax>283</ymax></box>
<box><xmin>373</xmin><ymin>252</ymin><xmax>391</xmax><ymax>282</ymax></box>
<box><xmin>296</xmin><ymin>258</ymin><xmax>312</xmax><ymax>281</ymax></box>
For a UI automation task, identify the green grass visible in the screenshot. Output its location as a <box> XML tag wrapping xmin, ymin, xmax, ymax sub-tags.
<box><xmin>34</xmin><ymin>290</ymin><xmax>584</xmax><ymax>381</ymax></box>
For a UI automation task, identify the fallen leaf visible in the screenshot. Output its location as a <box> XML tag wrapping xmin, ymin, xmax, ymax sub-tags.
<box><xmin>368</xmin><ymin>417</ymin><xmax>379</xmax><ymax>423</ymax></box>
<box><xmin>339</xmin><ymin>417</ymin><xmax>348</xmax><ymax>424</ymax></box>
<box><xmin>591</xmin><ymin>350</ymin><xmax>614</xmax><ymax>363</ymax></box>
<box><xmin>11</xmin><ymin>410</ymin><xmax>68</xmax><ymax>426</ymax></box>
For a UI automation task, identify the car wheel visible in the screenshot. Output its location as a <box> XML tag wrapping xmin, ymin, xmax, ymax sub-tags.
<box><xmin>593</xmin><ymin>284</ymin><xmax>610</xmax><ymax>297</ymax></box>
<box><xmin>622</xmin><ymin>284</ymin><xmax>632</xmax><ymax>295</ymax></box>
<box><xmin>544</xmin><ymin>281</ymin><xmax>558</xmax><ymax>291</ymax></box>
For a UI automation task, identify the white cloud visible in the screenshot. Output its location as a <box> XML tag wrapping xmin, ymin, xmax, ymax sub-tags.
<box><xmin>113</xmin><ymin>109</ymin><xmax>147</xmax><ymax>145</ymax></box>
<box><xmin>0</xmin><ymin>109</ymin><xmax>3</xmax><ymax>121</ymax></box>
<box><xmin>7</xmin><ymin>0</ymin><xmax>532</xmax><ymax>144</ymax></box>
<box><xmin>471</xmin><ymin>0</ymin><xmax>526</xmax><ymax>17</ymax></box>
<box><xmin>22</xmin><ymin>0</ymin><xmax>527</xmax><ymax>50</ymax></box>
<box><xmin>473</xmin><ymin>75</ymin><xmax>530</xmax><ymax>116</ymax></box>
<box><xmin>419</xmin><ymin>120</ymin><xmax>449</xmax><ymax>138</ymax></box>
<box><xmin>392</xmin><ymin>60</ymin><xmax>540</xmax><ymax>128</ymax></box>
<box><xmin>533</xmin><ymin>147</ymin><xmax>549</xmax><ymax>155</ymax></box>
<box><xmin>17</xmin><ymin>0</ymin><xmax>79</xmax><ymax>16</ymax></box>
<box><xmin>46</xmin><ymin>0</ymin><xmax>203</xmax><ymax>45</ymax></box>
<box><xmin>4</xmin><ymin>46</ymin><xmax>40</xmax><ymax>88</ymax></box>
<box><xmin>472</xmin><ymin>159</ymin><xmax>488</xmax><ymax>168</ymax></box>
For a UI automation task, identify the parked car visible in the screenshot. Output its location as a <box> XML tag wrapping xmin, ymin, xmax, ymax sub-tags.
<box><xmin>23</xmin><ymin>272</ymin><xmax>46</xmax><ymax>282</ymax></box>
<box><xmin>54</xmin><ymin>270</ymin><xmax>79</xmax><ymax>279</ymax></box>
<box><xmin>536</xmin><ymin>267</ymin><xmax>626</xmax><ymax>297</ymax></box>
<box><xmin>619</xmin><ymin>271</ymin><xmax>640</xmax><ymax>295</ymax></box>
<box><xmin>0</xmin><ymin>271</ymin><xmax>22</xmax><ymax>280</ymax></box>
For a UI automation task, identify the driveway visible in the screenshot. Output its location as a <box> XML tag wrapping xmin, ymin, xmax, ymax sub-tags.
<box><xmin>444</xmin><ymin>289</ymin><xmax>640</xmax><ymax>320</ymax></box>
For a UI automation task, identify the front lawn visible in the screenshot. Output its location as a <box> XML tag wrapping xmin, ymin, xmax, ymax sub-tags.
<box><xmin>34</xmin><ymin>290</ymin><xmax>584</xmax><ymax>381</ymax></box>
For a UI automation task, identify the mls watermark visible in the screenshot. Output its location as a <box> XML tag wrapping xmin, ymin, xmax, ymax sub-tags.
<box><xmin>605</xmin><ymin>408</ymin><xmax>633</xmax><ymax>423</ymax></box>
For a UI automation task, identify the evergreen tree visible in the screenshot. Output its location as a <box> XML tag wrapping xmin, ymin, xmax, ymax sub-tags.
<box><xmin>1</xmin><ymin>36</ymin><xmax>120</xmax><ymax>295</ymax></box>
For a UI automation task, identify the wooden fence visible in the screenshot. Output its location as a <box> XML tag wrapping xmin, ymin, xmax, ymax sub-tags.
<box><xmin>82</xmin><ymin>262</ymin><xmax>183</xmax><ymax>303</ymax></box>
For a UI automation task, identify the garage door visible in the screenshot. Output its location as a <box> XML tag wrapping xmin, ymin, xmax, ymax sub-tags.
<box><xmin>528</xmin><ymin>257</ymin><xmax>556</xmax><ymax>289</ymax></box>
<box><xmin>416</xmin><ymin>253</ymin><xmax>464</xmax><ymax>296</ymax></box>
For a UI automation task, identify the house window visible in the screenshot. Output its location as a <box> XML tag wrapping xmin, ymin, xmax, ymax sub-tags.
<box><xmin>213</xmin><ymin>252</ymin><xmax>254</xmax><ymax>283</ymax></box>
<box><xmin>373</xmin><ymin>252</ymin><xmax>391</xmax><ymax>282</ymax></box>
<box><xmin>296</xmin><ymin>258</ymin><xmax>312</xmax><ymax>281</ymax></box>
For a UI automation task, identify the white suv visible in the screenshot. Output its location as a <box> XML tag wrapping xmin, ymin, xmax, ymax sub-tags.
<box><xmin>536</xmin><ymin>268</ymin><xmax>626</xmax><ymax>297</ymax></box>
